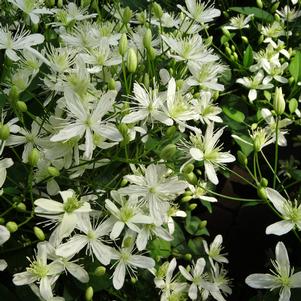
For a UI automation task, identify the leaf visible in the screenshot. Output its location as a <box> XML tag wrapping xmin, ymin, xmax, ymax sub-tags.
<box><xmin>229</xmin><ymin>7</ymin><xmax>274</xmax><ymax>22</ymax></box>
<box><xmin>149</xmin><ymin>238</ymin><xmax>171</xmax><ymax>259</ymax></box>
<box><xmin>0</xmin><ymin>91</ymin><xmax>6</xmax><ymax>109</ymax></box>
<box><xmin>243</xmin><ymin>45</ymin><xmax>253</xmax><ymax>68</ymax></box>
<box><xmin>222</xmin><ymin>106</ymin><xmax>245</xmax><ymax>123</ymax></box>
<box><xmin>289</xmin><ymin>51</ymin><xmax>301</xmax><ymax>82</ymax></box>
<box><xmin>188</xmin><ymin>238</ymin><xmax>204</xmax><ymax>256</ymax></box>
<box><xmin>233</xmin><ymin>134</ymin><xmax>254</xmax><ymax>156</ymax></box>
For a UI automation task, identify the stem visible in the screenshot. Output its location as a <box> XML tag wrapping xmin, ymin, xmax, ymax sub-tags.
<box><xmin>273</xmin><ymin>116</ymin><xmax>279</xmax><ymax>188</ymax></box>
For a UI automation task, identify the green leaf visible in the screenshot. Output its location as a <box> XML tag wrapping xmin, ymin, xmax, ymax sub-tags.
<box><xmin>0</xmin><ymin>91</ymin><xmax>6</xmax><ymax>109</ymax></box>
<box><xmin>222</xmin><ymin>106</ymin><xmax>245</xmax><ymax>123</ymax></box>
<box><xmin>149</xmin><ymin>238</ymin><xmax>171</xmax><ymax>259</ymax></box>
<box><xmin>188</xmin><ymin>238</ymin><xmax>204</xmax><ymax>256</ymax></box>
<box><xmin>289</xmin><ymin>51</ymin><xmax>301</xmax><ymax>82</ymax></box>
<box><xmin>243</xmin><ymin>45</ymin><xmax>253</xmax><ymax>68</ymax></box>
<box><xmin>229</xmin><ymin>7</ymin><xmax>274</xmax><ymax>22</ymax></box>
<box><xmin>233</xmin><ymin>134</ymin><xmax>253</xmax><ymax>156</ymax></box>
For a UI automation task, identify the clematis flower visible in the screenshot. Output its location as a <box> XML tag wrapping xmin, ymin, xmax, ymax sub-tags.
<box><xmin>188</xmin><ymin>123</ymin><xmax>235</xmax><ymax>185</ymax></box>
<box><xmin>0</xmin><ymin>225</ymin><xmax>10</xmax><ymax>271</ymax></box>
<box><xmin>224</xmin><ymin>14</ymin><xmax>253</xmax><ymax>30</ymax></box>
<box><xmin>203</xmin><ymin>235</ymin><xmax>228</xmax><ymax>268</ymax></box>
<box><xmin>265</xmin><ymin>188</ymin><xmax>301</xmax><ymax>236</ymax></box>
<box><xmin>246</xmin><ymin>241</ymin><xmax>301</xmax><ymax>301</ymax></box>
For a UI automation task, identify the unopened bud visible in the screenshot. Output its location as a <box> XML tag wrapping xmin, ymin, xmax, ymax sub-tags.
<box><xmin>225</xmin><ymin>47</ymin><xmax>232</xmax><ymax>56</ymax></box>
<box><xmin>189</xmin><ymin>203</ymin><xmax>197</xmax><ymax>211</ymax></box>
<box><xmin>131</xmin><ymin>277</ymin><xmax>137</xmax><ymax>284</ymax></box>
<box><xmin>9</xmin><ymin>86</ymin><xmax>19</xmax><ymax>102</ymax></box>
<box><xmin>57</xmin><ymin>0</ymin><xmax>63</xmax><ymax>8</ymax></box>
<box><xmin>289</xmin><ymin>98</ymin><xmax>298</xmax><ymax>113</ymax></box>
<box><xmin>273</xmin><ymin>87</ymin><xmax>285</xmax><ymax>115</ymax></box>
<box><xmin>199</xmin><ymin>220</ymin><xmax>207</xmax><ymax>228</ymax></box>
<box><xmin>0</xmin><ymin>217</ymin><xmax>5</xmax><ymax>224</ymax></box>
<box><xmin>152</xmin><ymin>2</ymin><xmax>163</xmax><ymax>19</ymax></box>
<box><xmin>108</xmin><ymin>78</ymin><xmax>116</xmax><ymax>90</ymax></box>
<box><xmin>119</xmin><ymin>33</ymin><xmax>128</xmax><ymax>56</ymax></box>
<box><xmin>256</xmin><ymin>0</ymin><xmax>263</xmax><ymax>8</ymax></box>
<box><xmin>144</xmin><ymin>73</ymin><xmax>150</xmax><ymax>89</ymax></box>
<box><xmin>122</xmin><ymin>7</ymin><xmax>132</xmax><ymax>24</ymax></box>
<box><xmin>28</xmin><ymin>148</ymin><xmax>40</xmax><ymax>166</ymax></box>
<box><xmin>181</xmin><ymin>195</ymin><xmax>192</xmax><ymax>203</ymax></box>
<box><xmin>34</xmin><ymin>226</ymin><xmax>45</xmax><ymax>241</ymax></box>
<box><xmin>271</xmin><ymin>2</ymin><xmax>280</xmax><ymax>13</ymax></box>
<box><xmin>16</xmin><ymin>101</ymin><xmax>27</xmax><ymax>112</ymax></box>
<box><xmin>143</xmin><ymin>28</ymin><xmax>152</xmax><ymax>50</ymax></box>
<box><xmin>94</xmin><ymin>266</ymin><xmax>106</xmax><ymax>276</ymax></box>
<box><xmin>15</xmin><ymin>203</ymin><xmax>26</xmax><ymax>212</ymax></box>
<box><xmin>85</xmin><ymin>286</ymin><xmax>93</xmax><ymax>301</ymax></box>
<box><xmin>185</xmin><ymin>172</ymin><xmax>198</xmax><ymax>185</ymax></box>
<box><xmin>166</xmin><ymin>126</ymin><xmax>176</xmax><ymax>137</ymax></box>
<box><xmin>260</xmin><ymin>178</ymin><xmax>268</xmax><ymax>187</ymax></box>
<box><xmin>120</xmin><ymin>178</ymin><xmax>128</xmax><ymax>187</ymax></box>
<box><xmin>47</xmin><ymin>166</ymin><xmax>60</xmax><ymax>177</ymax></box>
<box><xmin>160</xmin><ymin>144</ymin><xmax>177</xmax><ymax>160</ymax></box>
<box><xmin>6</xmin><ymin>221</ymin><xmax>18</xmax><ymax>233</ymax></box>
<box><xmin>241</xmin><ymin>36</ymin><xmax>249</xmax><ymax>44</ymax></box>
<box><xmin>148</xmin><ymin>47</ymin><xmax>156</xmax><ymax>60</ymax></box>
<box><xmin>184</xmin><ymin>253</ymin><xmax>192</xmax><ymax>261</ymax></box>
<box><xmin>127</xmin><ymin>48</ymin><xmax>137</xmax><ymax>73</ymax></box>
<box><xmin>257</xmin><ymin>187</ymin><xmax>267</xmax><ymax>200</ymax></box>
<box><xmin>264</xmin><ymin>90</ymin><xmax>271</xmax><ymax>101</ymax></box>
<box><xmin>182</xmin><ymin>163</ymin><xmax>194</xmax><ymax>174</ymax></box>
<box><xmin>222</xmin><ymin>27</ymin><xmax>231</xmax><ymax>38</ymax></box>
<box><xmin>0</xmin><ymin>124</ymin><xmax>10</xmax><ymax>140</ymax></box>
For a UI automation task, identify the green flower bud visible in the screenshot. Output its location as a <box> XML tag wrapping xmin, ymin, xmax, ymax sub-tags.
<box><xmin>184</xmin><ymin>172</ymin><xmax>198</xmax><ymax>185</ymax></box>
<box><xmin>127</xmin><ymin>48</ymin><xmax>137</xmax><ymax>73</ymax></box>
<box><xmin>15</xmin><ymin>202</ymin><xmax>27</xmax><ymax>212</ymax></box>
<box><xmin>182</xmin><ymin>163</ymin><xmax>194</xmax><ymax>174</ymax></box>
<box><xmin>9</xmin><ymin>86</ymin><xmax>19</xmax><ymax>102</ymax></box>
<box><xmin>131</xmin><ymin>276</ymin><xmax>137</xmax><ymax>284</ymax></box>
<box><xmin>176</xmin><ymin>79</ymin><xmax>184</xmax><ymax>90</ymax></box>
<box><xmin>144</xmin><ymin>73</ymin><xmax>150</xmax><ymax>89</ymax></box>
<box><xmin>260</xmin><ymin>178</ymin><xmax>268</xmax><ymax>187</ymax></box>
<box><xmin>123</xmin><ymin>236</ymin><xmax>133</xmax><ymax>248</ymax></box>
<box><xmin>57</xmin><ymin>0</ymin><xmax>63</xmax><ymax>8</ymax></box>
<box><xmin>94</xmin><ymin>266</ymin><xmax>106</xmax><ymax>276</ymax></box>
<box><xmin>148</xmin><ymin>47</ymin><xmax>156</xmax><ymax>60</ymax></box>
<box><xmin>152</xmin><ymin>2</ymin><xmax>163</xmax><ymax>19</ymax></box>
<box><xmin>80</xmin><ymin>0</ymin><xmax>91</xmax><ymax>8</ymax></box>
<box><xmin>237</xmin><ymin>151</ymin><xmax>247</xmax><ymax>166</ymax></box>
<box><xmin>47</xmin><ymin>0</ymin><xmax>55</xmax><ymax>7</ymax></box>
<box><xmin>256</xmin><ymin>0</ymin><xmax>263</xmax><ymax>8</ymax></box>
<box><xmin>122</xmin><ymin>7</ymin><xmax>132</xmax><ymax>24</ymax></box>
<box><xmin>231</xmin><ymin>45</ymin><xmax>235</xmax><ymax>52</ymax></box>
<box><xmin>199</xmin><ymin>220</ymin><xmax>207</xmax><ymax>228</ymax></box>
<box><xmin>119</xmin><ymin>33</ymin><xmax>128</xmax><ymax>57</ymax></box>
<box><xmin>6</xmin><ymin>221</ymin><xmax>18</xmax><ymax>233</ymax></box>
<box><xmin>241</xmin><ymin>36</ymin><xmax>249</xmax><ymax>44</ymax></box>
<box><xmin>34</xmin><ymin>226</ymin><xmax>45</xmax><ymax>241</ymax></box>
<box><xmin>181</xmin><ymin>195</ymin><xmax>192</xmax><ymax>203</ymax></box>
<box><xmin>233</xmin><ymin>52</ymin><xmax>238</xmax><ymax>61</ymax></box>
<box><xmin>289</xmin><ymin>98</ymin><xmax>298</xmax><ymax>113</ymax></box>
<box><xmin>184</xmin><ymin>253</ymin><xmax>192</xmax><ymax>261</ymax></box>
<box><xmin>47</xmin><ymin>166</ymin><xmax>60</xmax><ymax>177</ymax></box>
<box><xmin>253</xmin><ymin>135</ymin><xmax>262</xmax><ymax>153</ymax></box>
<box><xmin>258</xmin><ymin>35</ymin><xmax>264</xmax><ymax>44</ymax></box>
<box><xmin>143</xmin><ymin>28</ymin><xmax>152</xmax><ymax>50</ymax></box>
<box><xmin>271</xmin><ymin>2</ymin><xmax>280</xmax><ymax>13</ymax></box>
<box><xmin>264</xmin><ymin>90</ymin><xmax>271</xmax><ymax>101</ymax></box>
<box><xmin>120</xmin><ymin>178</ymin><xmax>128</xmax><ymax>187</ymax></box>
<box><xmin>85</xmin><ymin>286</ymin><xmax>93</xmax><ymax>301</ymax></box>
<box><xmin>257</xmin><ymin>187</ymin><xmax>267</xmax><ymax>200</ymax></box>
<box><xmin>188</xmin><ymin>203</ymin><xmax>197</xmax><ymax>210</ymax></box>
<box><xmin>166</xmin><ymin>126</ymin><xmax>176</xmax><ymax>137</ymax></box>
<box><xmin>28</xmin><ymin>148</ymin><xmax>40</xmax><ymax>166</ymax></box>
<box><xmin>107</xmin><ymin>78</ymin><xmax>116</xmax><ymax>90</ymax></box>
<box><xmin>221</xmin><ymin>27</ymin><xmax>231</xmax><ymax>38</ymax></box>
<box><xmin>0</xmin><ymin>124</ymin><xmax>10</xmax><ymax>140</ymax></box>
<box><xmin>16</xmin><ymin>101</ymin><xmax>27</xmax><ymax>112</ymax></box>
<box><xmin>288</xmin><ymin>76</ymin><xmax>295</xmax><ymax>85</ymax></box>
<box><xmin>160</xmin><ymin>144</ymin><xmax>177</xmax><ymax>160</ymax></box>
<box><xmin>183</xmin><ymin>191</ymin><xmax>193</xmax><ymax>196</ymax></box>
<box><xmin>0</xmin><ymin>217</ymin><xmax>5</xmax><ymax>224</ymax></box>
<box><xmin>273</xmin><ymin>87</ymin><xmax>285</xmax><ymax>115</ymax></box>
<box><xmin>225</xmin><ymin>47</ymin><xmax>232</xmax><ymax>56</ymax></box>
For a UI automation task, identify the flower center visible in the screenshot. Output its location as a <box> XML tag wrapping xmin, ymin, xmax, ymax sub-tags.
<box><xmin>27</xmin><ymin>260</ymin><xmax>48</xmax><ymax>278</ymax></box>
<box><xmin>63</xmin><ymin>196</ymin><xmax>81</xmax><ymax>213</ymax></box>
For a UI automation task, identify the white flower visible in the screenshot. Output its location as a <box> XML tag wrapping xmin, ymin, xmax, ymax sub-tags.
<box><xmin>13</xmin><ymin>242</ymin><xmax>63</xmax><ymax>300</ymax></box>
<box><xmin>188</xmin><ymin>123</ymin><xmax>235</xmax><ymax>185</ymax></box>
<box><xmin>0</xmin><ymin>225</ymin><xmax>10</xmax><ymax>271</ymax></box>
<box><xmin>203</xmin><ymin>235</ymin><xmax>228</xmax><ymax>267</ymax></box>
<box><xmin>110</xmin><ymin>235</ymin><xmax>155</xmax><ymax>290</ymax></box>
<box><xmin>0</xmin><ymin>26</ymin><xmax>44</xmax><ymax>61</ymax></box>
<box><xmin>105</xmin><ymin>190</ymin><xmax>153</xmax><ymax>240</ymax></box>
<box><xmin>34</xmin><ymin>190</ymin><xmax>91</xmax><ymax>244</ymax></box>
<box><xmin>224</xmin><ymin>14</ymin><xmax>253</xmax><ymax>30</ymax></box>
<box><xmin>50</xmin><ymin>89</ymin><xmax>122</xmax><ymax>159</ymax></box>
<box><xmin>177</xmin><ymin>0</ymin><xmax>221</xmax><ymax>24</ymax></box>
<box><xmin>119</xmin><ymin>164</ymin><xmax>188</xmax><ymax>225</ymax></box>
<box><xmin>8</xmin><ymin>0</ymin><xmax>52</xmax><ymax>24</ymax></box>
<box><xmin>179</xmin><ymin>258</ymin><xmax>218</xmax><ymax>300</ymax></box>
<box><xmin>122</xmin><ymin>83</ymin><xmax>172</xmax><ymax>127</ymax></box>
<box><xmin>246</xmin><ymin>241</ymin><xmax>301</xmax><ymax>301</ymax></box>
<box><xmin>154</xmin><ymin>258</ymin><xmax>187</xmax><ymax>301</ymax></box>
<box><xmin>0</xmin><ymin>158</ymin><xmax>13</xmax><ymax>189</ymax></box>
<box><xmin>276</xmin><ymin>5</ymin><xmax>301</xmax><ymax>22</ymax></box>
<box><xmin>265</xmin><ymin>188</ymin><xmax>301</xmax><ymax>235</ymax></box>
<box><xmin>56</xmin><ymin>214</ymin><xmax>113</xmax><ymax>266</ymax></box>
<box><xmin>161</xmin><ymin>34</ymin><xmax>218</xmax><ymax>64</ymax></box>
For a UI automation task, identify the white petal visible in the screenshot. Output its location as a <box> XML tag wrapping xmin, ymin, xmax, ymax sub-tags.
<box><xmin>190</xmin><ymin>148</ymin><xmax>204</xmax><ymax>160</ymax></box>
<box><xmin>113</xmin><ymin>262</ymin><xmax>126</xmax><ymax>290</ymax></box>
<box><xmin>13</xmin><ymin>271</ymin><xmax>37</xmax><ymax>285</ymax></box>
<box><xmin>56</xmin><ymin>235</ymin><xmax>87</xmax><ymax>257</ymax></box>
<box><xmin>279</xmin><ymin>287</ymin><xmax>291</xmax><ymax>301</ymax></box>
<box><xmin>265</xmin><ymin>188</ymin><xmax>287</xmax><ymax>215</ymax></box>
<box><xmin>179</xmin><ymin>266</ymin><xmax>193</xmax><ymax>281</ymax></box>
<box><xmin>245</xmin><ymin>273</ymin><xmax>277</xmax><ymax>288</ymax></box>
<box><xmin>66</xmin><ymin>262</ymin><xmax>89</xmax><ymax>283</ymax></box>
<box><xmin>91</xmin><ymin>240</ymin><xmax>112</xmax><ymax>265</ymax></box>
<box><xmin>266</xmin><ymin>220</ymin><xmax>294</xmax><ymax>236</ymax></box>
<box><xmin>59</xmin><ymin>213</ymin><xmax>77</xmax><ymax>238</ymax></box>
<box><xmin>40</xmin><ymin>277</ymin><xmax>53</xmax><ymax>300</ymax></box>
<box><xmin>205</xmin><ymin>161</ymin><xmax>218</xmax><ymax>185</ymax></box>
<box><xmin>290</xmin><ymin>271</ymin><xmax>301</xmax><ymax>288</ymax></box>
<box><xmin>110</xmin><ymin>221</ymin><xmax>125</xmax><ymax>240</ymax></box>
<box><xmin>0</xmin><ymin>259</ymin><xmax>7</xmax><ymax>271</ymax></box>
<box><xmin>189</xmin><ymin>283</ymin><xmax>198</xmax><ymax>300</ymax></box>
<box><xmin>0</xmin><ymin>225</ymin><xmax>10</xmax><ymax>245</ymax></box>
<box><xmin>34</xmin><ymin>199</ymin><xmax>63</xmax><ymax>213</ymax></box>
<box><xmin>128</xmin><ymin>255</ymin><xmax>155</xmax><ymax>269</ymax></box>
<box><xmin>248</xmin><ymin>89</ymin><xmax>257</xmax><ymax>102</ymax></box>
<box><xmin>275</xmin><ymin>242</ymin><xmax>290</xmax><ymax>273</ymax></box>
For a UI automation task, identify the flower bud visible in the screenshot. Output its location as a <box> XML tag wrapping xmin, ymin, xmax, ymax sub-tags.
<box><xmin>199</xmin><ymin>220</ymin><xmax>207</xmax><ymax>228</ymax></box>
<box><xmin>144</xmin><ymin>73</ymin><xmax>150</xmax><ymax>89</ymax></box>
<box><xmin>182</xmin><ymin>163</ymin><xmax>194</xmax><ymax>174</ymax></box>
<box><xmin>221</xmin><ymin>27</ymin><xmax>231</xmax><ymax>38</ymax></box>
<box><xmin>16</xmin><ymin>101</ymin><xmax>27</xmax><ymax>112</ymax></box>
<box><xmin>15</xmin><ymin>202</ymin><xmax>27</xmax><ymax>212</ymax></box>
<box><xmin>85</xmin><ymin>286</ymin><xmax>93</xmax><ymax>301</ymax></box>
<box><xmin>28</xmin><ymin>148</ymin><xmax>40</xmax><ymax>166</ymax></box>
<box><xmin>0</xmin><ymin>124</ymin><xmax>10</xmax><ymax>140</ymax></box>
<box><xmin>256</xmin><ymin>0</ymin><xmax>263</xmax><ymax>8</ymax></box>
<box><xmin>166</xmin><ymin>126</ymin><xmax>176</xmax><ymax>137</ymax></box>
<box><xmin>107</xmin><ymin>78</ymin><xmax>116</xmax><ymax>90</ymax></box>
<box><xmin>184</xmin><ymin>253</ymin><xmax>192</xmax><ymax>261</ymax></box>
<box><xmin>143</xmin><ymin>28</ymin><xmax>152</xmax><ymax>51</ymax></box>
<box><xmin>185</xmin><ymin>172</ymin><xmax>198</xmax><ymax>185</ymax></box>
<box><xmin>152</xmin><ymin>2</ymin><xmax>163</xmax><ymax>19</ymax></box>
<box><xmin>160</xmin><ymin>144</ymin><xmax>177</xmax><ymax>160</ymax></box>
<box><xmin>34</xmin><ymin>226</ymin><xmax>45</xmax><ymax>241</ymax></box>
<box><xmin>225</xmin><ymin>47</ymin><xmax>232</xmax><ymax>56</ymax></box>
<box><xmin>57</xmin><ymin>0</ymin><xmax>63</xmax><ymax>8</ymax></box>
<box><xmin>289</xmin><ymin>98</ymin><xmax>298</xmax><ymax>113</ymax></box>
<box><xmin>241</xmin><ymin>36</ymin><xmax>249</xmax><ymax>44</ymax></box>
<box><xmin>237</xmin><ymin>151</ymin><xmax>247</xmax><ymax>166</ymax></box>
<box><xmin>6</xmin><ymin>221</ymin><xmax>18</xmax><ymax>233</ymax></box>
<box><xmin>0</xmin><ymin>217</ymin><xmax>5</xmax><ymax>224</ymax></box>
<box><xmin>119</xmin><ymin>33</ymin><xmax>128</xmax><ymax>57</ymax></box>
<box><xmin>271</xmin><ymin>2</ymin><xmax>280</xmax><ymax>13</ymax></box>
<box><xmin>233</xmin><ymin>52</ymin><xmax>238</xmax><ymax>61</ymax></box>
<box><xmin>131</xmin><ymin>277</ymin><xmax>137</xmax><ymax>284</ymax></box>
<box><xmin>127</xmin><ymin>48</ymin><xmax>137</xmax><ymax>73</ymax></box>
<box><xmin>189</xmin><ymin>203</ymin><xmax>197</xmax><ymax>211</ymax></box>
<box><xmin>260</xmin><ymin>178</ymin><xmax>268</xmax><ymax>187</ymax></box>
<box><xmin>181</xmin><ymin>195</ymin><xmax>192</xmax><ymax>203</ymax></box>
<box><xmin>148</xmin><ymin>47</ymin><xmax>156</xmax><ymax>60</ymax></box>
<box><xmin>94</xmin><ymin>266</ymin><xmax>106</xmax><ymax>276</ymax></box>
<box><xmin>47</xmin><ymin>166</ymin><xmax>60</xmax><ymax>177</ymax></box>
<box><xmin>9</xmin><ymin>86</ymin><xmax>19</xmax><ymax>102</ymax></box>
<box><xmin>122</xmin><ymin>6</ymin><xmax>132</xmax><ymax>24</ymax></box>
<box><xmin>264</xmin><ymin>90</ymin><xmax>271</xmax><ymax>101</ymax></box>
<box><xmin>120</xmin><ymin>178</ymin><xmax>128</xmax><ymax>187</ymax></box>
<box><xmin>257</xmin><ymin>187</ymin><xmax>267</xmax><ymax>200</ymax></box>
<box><xmin>273</xmin><ymin>87</ymin><xmax>285</xmax><ymax>115</ymax></box>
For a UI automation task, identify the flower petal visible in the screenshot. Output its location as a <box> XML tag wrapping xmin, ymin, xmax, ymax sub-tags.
<box><xmin>266</xmin><ymin>220</ymin><xmax>294</xmax><ymax>236</ymax></box>
<box><xmin>245</xmin><ymin>273</ymin><xmax>277</xmax><ymax>289</ymax></box>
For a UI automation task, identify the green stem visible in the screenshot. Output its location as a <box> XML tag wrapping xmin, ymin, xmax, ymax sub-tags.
<box><xmin>273</xmin><ymin>116</ymin><xmax>279</xmax><ymax>188</ymax></box>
